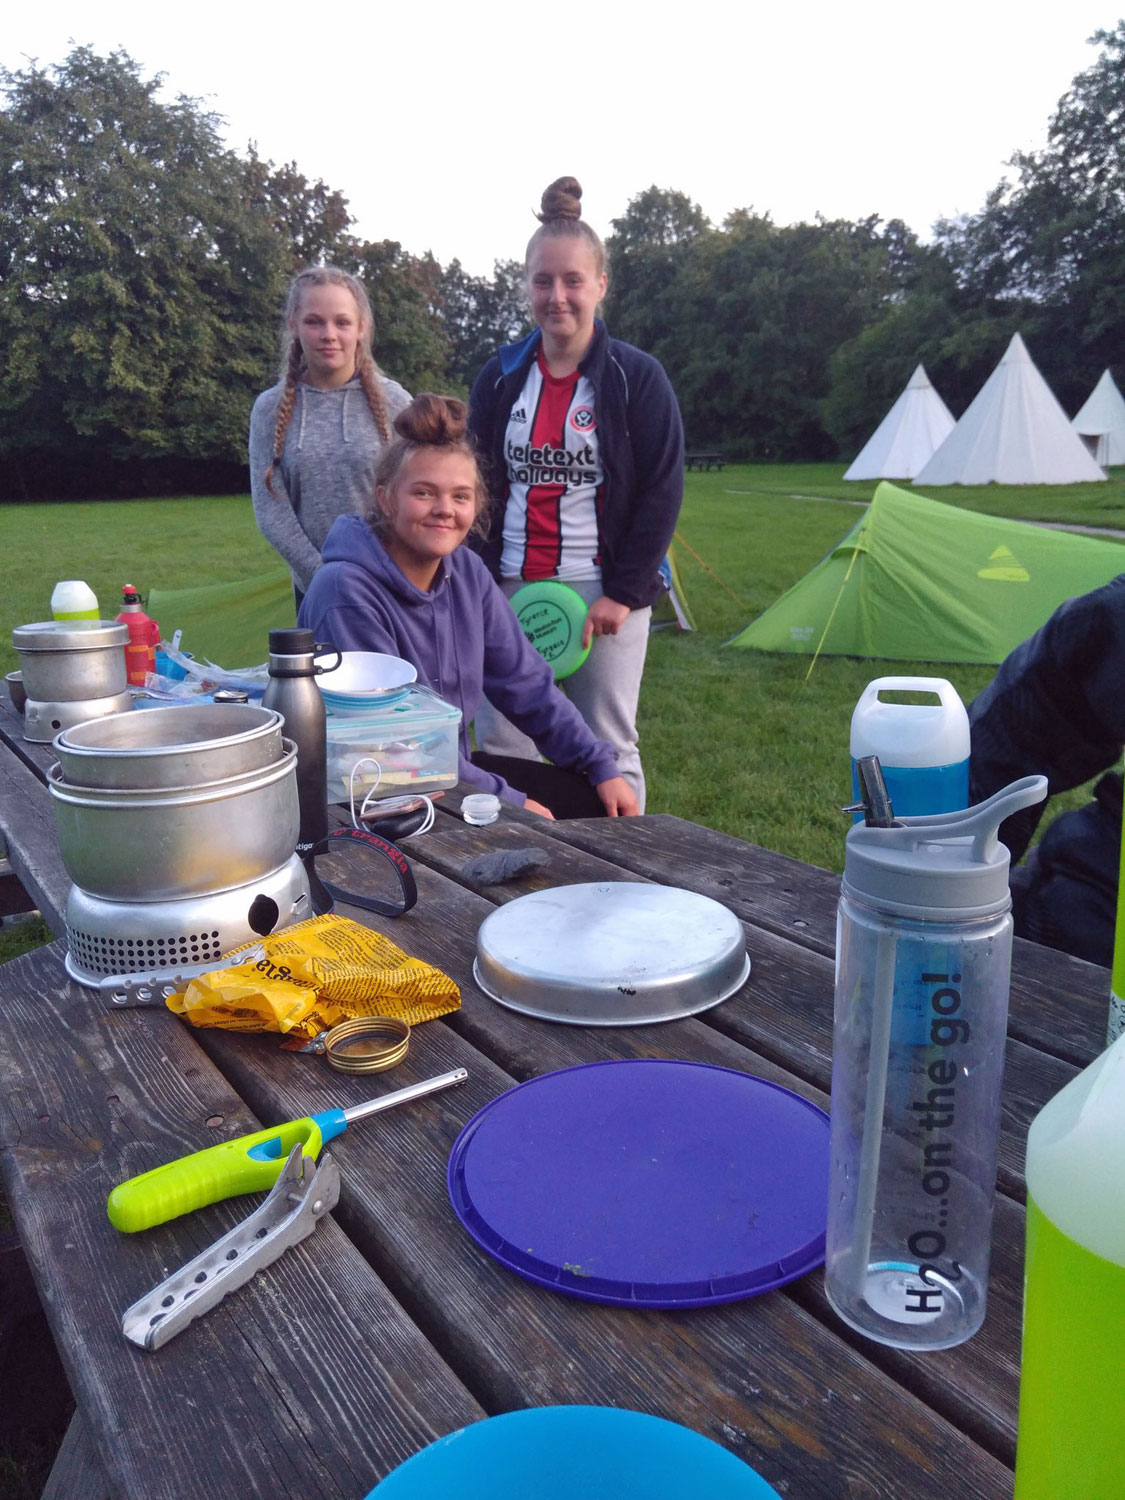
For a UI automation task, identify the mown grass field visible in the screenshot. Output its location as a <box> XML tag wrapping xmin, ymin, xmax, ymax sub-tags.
<box><xmin>4</xmin><ymin>464</ymin><xmax>1124</xmax><ymax>874</ymax></box>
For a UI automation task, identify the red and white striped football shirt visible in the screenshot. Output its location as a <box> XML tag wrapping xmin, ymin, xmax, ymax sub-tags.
<box><xmin>500</xmin><ymin>350</ymin><xmax>604</xmax><ymax>582</ymax></box>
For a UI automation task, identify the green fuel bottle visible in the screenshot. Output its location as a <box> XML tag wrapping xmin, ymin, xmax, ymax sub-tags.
<box><xmin>1013</xmin><ymin>1031</ymin><xmax>1125</xmax><ymax>1499</ymax></box>
<box><xmin>1108</xmin><ymin>781</ymin><xmax>1125</xmax><ymax>1045</ymax></box>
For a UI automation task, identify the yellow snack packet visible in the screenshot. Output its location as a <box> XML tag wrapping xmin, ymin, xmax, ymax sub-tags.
<box><xmin>167</xmin><ymin>913</ymin><xmax>460</xmax><ymax>1040</ymax></box>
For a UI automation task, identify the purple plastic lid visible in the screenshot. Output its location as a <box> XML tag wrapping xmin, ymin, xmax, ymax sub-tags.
<box><xmin>447</xmin><ymin>1059</ymin><xmax>829</xmax><ymax>1309</ymax></box>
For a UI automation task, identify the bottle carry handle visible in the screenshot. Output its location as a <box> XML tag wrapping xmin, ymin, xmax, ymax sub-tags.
<box><xmin>266</xmin><ymin>643</ymin><xmax>342</xmax><ymax>679</ymax></box>
<box><xmin>856</xmin><ymin>676</ymin><xmax>962</xmax><ymax>711</ymax></box>
<box><xmin>312</xmin><ymin>644</ymin><xmax>342</xmax><ymax>676</ymax></box>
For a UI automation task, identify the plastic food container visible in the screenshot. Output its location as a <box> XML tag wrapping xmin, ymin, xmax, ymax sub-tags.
<box><xmin>324</xmin><ymin>684</ymin><xmax>461</xmax><ymax>803</ymax></box>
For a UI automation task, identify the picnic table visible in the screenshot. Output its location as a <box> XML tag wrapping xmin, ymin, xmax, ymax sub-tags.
<box><xmin>0</xmin><ymin>692</ymin><xmax>1111</xmax><ymax>1499</ymax></box>
<box><xmin>684</xmin><ymin>451</ymin><xmax>726</xmax><ymax>471</ymax></box>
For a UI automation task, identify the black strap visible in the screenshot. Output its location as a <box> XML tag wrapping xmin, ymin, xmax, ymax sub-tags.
<box><xmin>307</xmin><ymin>826</ymin><xmax>418</xmax><ymax>918</ymax></box>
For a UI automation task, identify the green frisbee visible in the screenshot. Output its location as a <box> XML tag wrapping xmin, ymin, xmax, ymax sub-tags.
<box><xmin>508</xmin><ymin>580</ymin><xmax>591</xmax><ymax>680</ymax></box>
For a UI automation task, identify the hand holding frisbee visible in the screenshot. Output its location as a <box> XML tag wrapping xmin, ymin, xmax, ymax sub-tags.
<box><xmin>582</xmin><ymin>593</ymin><xmax>631</xmax><ymax>646</ymax></box>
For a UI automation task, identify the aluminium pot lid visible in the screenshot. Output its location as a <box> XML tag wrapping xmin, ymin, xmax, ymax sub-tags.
<box><xmin>12</xmin><ymin>620</ymin><xmax>129</xmax><ymax>651</ymax></box>
<box><xmin>447</xmin><ymin>1059</ymin><xmax>830</xmax><ymax>1309</ymax></box>
<box><xmin>473</xmin><ymin>881</ymin><xmax>750</xmax><ymax>1026</ymax></box>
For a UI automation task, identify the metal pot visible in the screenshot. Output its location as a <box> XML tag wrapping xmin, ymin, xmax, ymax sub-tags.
<box><xmin>54</xmin><ymin>704</ymin><xmax>285</xmax><ymax>789</ymax></box>
<box><xmin>12</xmin><ymin>620</ymin><xmax>129</xmax><ymax>703</ymax></box>
<box><xmin>47</xmin><ymin>747</ymin><xmax>299</xmax><ymax>901</ymax></box>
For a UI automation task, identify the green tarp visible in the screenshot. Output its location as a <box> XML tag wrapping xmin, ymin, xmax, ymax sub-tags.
<box><xmin>727</xmin><ymin>481</ymin><xmax>1125</xmax><ymax>665</ymax></box>
<box><xmin>148</xmin><ymin>568</ymin><xmax>294</xmax><ymax>667</ymax></box>
<box><xmin>149</xmin><ymin>544</ymin><xmax>696</xmax><ymax>666</ymax></box>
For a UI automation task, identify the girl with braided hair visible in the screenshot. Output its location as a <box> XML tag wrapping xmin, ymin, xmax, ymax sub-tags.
<box><xmin>250</xmin><ymin>267</ymin><xmax>411</xmax><ymax>601</ymax></box>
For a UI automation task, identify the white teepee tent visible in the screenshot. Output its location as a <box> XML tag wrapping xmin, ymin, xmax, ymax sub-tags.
<box><xmin>914</xmin><ymin>332</ymin><xmax>1107</xmax><ymax>486</ymax></box>
<box><xmin>1072</xmin><ymin>369</ymin><xmax>1125</xmax><ymax>467</ymax></box>
<box><xmin>844</xmin><ymin>363</ymin><xmax>955</xmax><ymax>481</ymax></box>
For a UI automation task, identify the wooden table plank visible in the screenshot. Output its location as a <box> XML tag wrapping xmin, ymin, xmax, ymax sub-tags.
<box><xmin>0</xmin><ymin>943</ymin><xmax>485</xmax><ymax>1499</ymax></box>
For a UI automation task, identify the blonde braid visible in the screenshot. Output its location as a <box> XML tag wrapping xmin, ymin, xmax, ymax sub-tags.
<box><xmin>355</xmin><ymin>348</ymin><xmax>391</xmax><ymax>446</ymax></box>
<box><xmin>264</xmin><ymin>337</ymin><xmax>305</xmax><ymax>496</ymax></box>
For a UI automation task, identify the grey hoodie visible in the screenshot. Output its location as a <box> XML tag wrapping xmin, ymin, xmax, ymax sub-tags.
<box><xmin>249</xmin><ymin>373</ymin><xmax>412</xmax><ymax>591</ymax></box>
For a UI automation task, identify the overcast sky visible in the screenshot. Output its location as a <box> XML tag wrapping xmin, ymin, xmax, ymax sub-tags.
<box><xmin>3</xmin><ymin>3</ymin><xmax>1119</xmax><ymax>275</ymax></box>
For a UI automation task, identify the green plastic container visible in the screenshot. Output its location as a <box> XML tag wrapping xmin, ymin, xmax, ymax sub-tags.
<box><xmin>1014</xmin><ymin>1031</ymin><xmax>1125</xmax><ymax>1498</ymax></box>
<box><xmin>1109</xmin><ymin>774</ymin><xmax>1125</xmax><ymax>1044</ymax></box>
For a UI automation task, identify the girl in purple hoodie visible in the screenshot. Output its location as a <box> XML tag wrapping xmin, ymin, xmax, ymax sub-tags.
<box><xmin>299</xmin><ymin>394</ymin><xmax>638</xmax><ymax>819</ymax></box>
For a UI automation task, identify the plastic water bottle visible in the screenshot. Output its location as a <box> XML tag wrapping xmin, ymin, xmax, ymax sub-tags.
<box><xmin>115</xmin><ymin>585</ymin><xmax>160</xmax><ymax>686</ymax></box>
<box><xmin>1013</xmin><ymin>1031</ymin><xmax>1125</xmax><ymax>1498</ymax></box>
<box><xmin>825</xmin><ymin>763</ymin><xmax>1047</xmax><ymax>1349</ymax></box>
<box><xmin>51</xmin><ymin>580</ymin><xmax>99</xmax><ymax>621</ymax></box>
<box><xmin>850</xmin><ymin>677</ymin><xmax>970</xmax><ymax>818</ymax></box>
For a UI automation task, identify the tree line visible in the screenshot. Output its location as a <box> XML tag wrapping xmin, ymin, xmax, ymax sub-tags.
<box><xmin>2</xmin><ymin>31</ymin><xmax>1123</xmax><ymax>498</ymax></box>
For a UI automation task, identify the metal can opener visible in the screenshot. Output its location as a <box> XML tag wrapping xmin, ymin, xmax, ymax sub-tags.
<box><xmin>120</xmin><ymin>1143</ymin><xmax>338</xmax><ymax>1351</ymax></box>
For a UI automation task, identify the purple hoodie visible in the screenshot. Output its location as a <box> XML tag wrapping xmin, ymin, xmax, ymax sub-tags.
<box><xmin>299</xmin><ymin>515</ymin><xmax>620</xmax><ymax>804</ymax></box>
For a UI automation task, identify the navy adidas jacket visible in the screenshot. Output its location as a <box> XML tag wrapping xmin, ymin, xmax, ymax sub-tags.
<box><xmin>468</xmin><ymin>320</ymin><xmax>684</xmax><ymax>611</ymax></box>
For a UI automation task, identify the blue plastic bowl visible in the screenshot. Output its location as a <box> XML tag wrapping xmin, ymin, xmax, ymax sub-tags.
<box><xmin>364</xmin><ymin>1406</ymin><xmax>781</xmax><ymax>1499</ymax></box>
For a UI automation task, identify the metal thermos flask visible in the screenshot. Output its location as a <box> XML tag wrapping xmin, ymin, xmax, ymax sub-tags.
<box><xmin>826</xmin><ymin>761</ymin><xmax>1047</xmax><ymax>1350</ymax></box>
<box><xmin>262</xmin><ymin>628</ymin><xmax>340</xmax><ymax>912</ymax></box>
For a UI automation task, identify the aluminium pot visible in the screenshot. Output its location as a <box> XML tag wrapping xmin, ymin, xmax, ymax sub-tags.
<box><xmin>47</xmin><ymin>746</ymin><xmax>299</xmax><ymax>902</ymax></box>
<box><xmin>12</xmin><ymin>620</ymin><xmax>129</xmax><ymax>703</ymax></box>
<box><xmin>54</xmin><ymin>703</ymin><xmax>285</xmax><ymax>789</ymax></box>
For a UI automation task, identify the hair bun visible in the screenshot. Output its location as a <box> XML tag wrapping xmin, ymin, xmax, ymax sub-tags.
<box><xmin>393</xmin><ymin>393</ymin><xmax>468</xmax><ymax>446</ymax></box>
<box><xmin>538</xmin><ymin>176</ymin><xmax>583</xmax><ymax>223</ymax></box>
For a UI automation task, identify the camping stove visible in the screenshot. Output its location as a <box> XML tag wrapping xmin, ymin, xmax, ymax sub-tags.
<box><xmin>24</xmin><ymin>689</ymin><xmax>133</xmax><ymax>743</ymax></box>
<box><xmin>63</xmin><ymin>854</ymin><xmax>312</xmax><ymax>987</ymax></box>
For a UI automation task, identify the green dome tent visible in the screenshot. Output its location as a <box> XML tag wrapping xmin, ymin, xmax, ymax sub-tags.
<box><xmin>727</xmin><ymin>482</ymin><xmax>1125</xmax><ymax>665</ymax></box>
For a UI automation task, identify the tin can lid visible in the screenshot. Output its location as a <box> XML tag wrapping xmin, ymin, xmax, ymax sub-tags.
<box><xmin>322</xmin><ymin>1015</ymin><xmax>410</xmax><ymax>1074</ymax></box>
<box><xmin>13</xmin><ymin>619</ymin><xmax>129</xmax><ymax>651</ymax></box>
